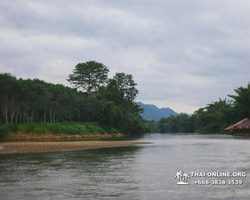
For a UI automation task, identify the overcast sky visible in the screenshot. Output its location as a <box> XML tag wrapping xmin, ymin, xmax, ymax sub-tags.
<box><xmin>1</xmin><ymin>0</ymin><xmax>250</xmax><ymax>114</ymax></box>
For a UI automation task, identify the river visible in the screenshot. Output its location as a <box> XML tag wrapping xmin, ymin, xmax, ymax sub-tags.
<box><xmin>0</xmin><ymin>133</ymin><xmax>250</xmax><ymax>200</ymax></box>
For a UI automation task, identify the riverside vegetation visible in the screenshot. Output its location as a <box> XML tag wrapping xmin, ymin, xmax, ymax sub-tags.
<box><xmin>1</xmin><ymin>61</ymin><xmax>250</xmax><ymax>137</ymax></box>
<box><xmin>0</xmin><ymin>61</ymin><xmax>150</xmax><ymax>139</ymax></box>
<box><xmin>148</xmin><ymin>84</ymin><xmax>250</xmax><ymax>134</ymax></box>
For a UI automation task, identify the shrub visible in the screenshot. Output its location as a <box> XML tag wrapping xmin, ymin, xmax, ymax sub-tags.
<box><xmin>0</xmin><ymin>125</ymin><xmax>11</xmax><ymax>138</ymax></box>
<box><xmin>110</xmin><ymin>127</ymin><xmax>119</xmax><ymax>134</ymax></box>
<box><xmin>85</xmin><ymin>122</ymin><xmax>105</xmax><ymax>134</ymax></box>
<box><xmin>0</xmin><ymin>122</ymin><xmax>123</xmax><ymax>138</ymax></box>
<box><xmin>78</xmin><ymin>125</ymin><xmax>89</xmax><ymax>134</ymax></box>
<box><xmin>33</xmin><ymin>123</ymin><xmax>47</xmax><ymax>134</ymax></box>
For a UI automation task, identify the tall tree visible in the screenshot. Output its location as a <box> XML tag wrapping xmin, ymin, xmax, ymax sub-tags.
<box><xmin>228</xmin><ymin>83</ymin><xmax>250</xmax><ymax>120</ymax></box>
<box><xmin>112</xmin><ymin>73</ymin><xmax>139</xmax><ymax>101</ymax></box>
<box><xmin>67</xmin><ymin>61</ymin><xmax>109</xmax><ymax>95</ymax></box>
<box><xmin>0</xmin><ymin>74</ymin><xmax>20</xmax><ymax>124</ymax></box>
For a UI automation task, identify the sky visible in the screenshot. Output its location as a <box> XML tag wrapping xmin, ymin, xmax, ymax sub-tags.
<box><xmin>1</xmin><ymin>0</ymin><xmax>250</xmax><ymax>114</ymax></box>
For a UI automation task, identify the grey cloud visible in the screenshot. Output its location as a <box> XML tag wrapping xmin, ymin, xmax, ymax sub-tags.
<box><xmin>0</xmin><ymin>0</ymin><xmax>250</xmax><ymax>113</ymax></box>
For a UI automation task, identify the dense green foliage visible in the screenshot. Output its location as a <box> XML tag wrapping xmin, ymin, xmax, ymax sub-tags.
<box><xmin>1</xmin><ymin>59</ymin><xmax>249</xmax><ymax>136</ymax></box>
<box><xmin>67</xmin><ymin>61</ymin><xmax>109</xmax><ymax>96</ymax></box>
<box><xmin>153</xmin><ymin>84</ymin><xmax>250</xmax><ymax>134</ymax></box>
<box><xmin>156</xmin><ymin>113</ymin><xmax>196</xmax><ymax>133</ymax></box>
<box><xmin>0</xmin><ymin>61</ymin><xmax>149</xmax><ymax>137</ymax></box>
<box><xmin>0</xmin><ymin>122</ymin><xmax>120</xmax><ymax>138</ymax></box>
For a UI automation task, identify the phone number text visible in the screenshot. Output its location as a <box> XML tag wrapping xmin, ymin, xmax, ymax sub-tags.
<box><xmin>195</xmin><ymin>180</ymin><xmax>243</xmax><ymax>185</ymax></box>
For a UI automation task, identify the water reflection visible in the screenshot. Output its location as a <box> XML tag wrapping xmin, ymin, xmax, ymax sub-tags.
<box><xmin>0</xmin><ymin>134</ymin><xmax>250</xmax><ymax>200</ymax></box>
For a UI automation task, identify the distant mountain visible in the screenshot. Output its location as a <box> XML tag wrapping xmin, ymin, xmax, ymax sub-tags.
<box><xmin>137</xmin><ymin>102</ymin><xmax>178</xmax><ymax>120</ymax></box>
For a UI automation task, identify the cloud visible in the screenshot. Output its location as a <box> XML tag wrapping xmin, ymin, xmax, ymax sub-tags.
<box><xmin>0</xmin><ymin>0</ymin><xmax>250</xmax><ymax>114</ymax></box>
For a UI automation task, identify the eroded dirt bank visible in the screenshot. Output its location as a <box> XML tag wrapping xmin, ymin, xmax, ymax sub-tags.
<box><xmin>0</xmin><ymin>141</ymin><xmax>152</xmax><ymax>154</ymax></box>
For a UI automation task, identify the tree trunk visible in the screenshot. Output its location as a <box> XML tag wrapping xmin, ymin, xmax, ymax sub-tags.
<box><xmin>15</xmin><ymin>105</ymin><xmax>20</xmax><ymax>124</ymax></box>
<box><xmin>1</xmin><ymin>96</ymin><xmax>9</xmax><ymax>124</ymax></box>
<box><xmin>49</xmin><ymin>107</ymin><xmax>53</xmax><ymax>123</ymax></box>
<box><xmin>30</xmin><ymin>109</ymin><xmax>34</xmax><ymax>123</ymax></box>
<box><xmin>53</xmin><ymin>113</ymin><xmax>56</xmax><ymax>123</ymax></box>
<box><xmin>9</xmin><ymin>99</ymin><xmax>16</xmax><ymax>124</ymax></box>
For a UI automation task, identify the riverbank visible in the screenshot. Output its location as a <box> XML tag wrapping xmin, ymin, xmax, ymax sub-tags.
<box><xmin>0</xmin><ymin>141</ymin><xmax>152</xmax><ymax>154</ymax></box>
<box><xmin>1</xmin><ymin>132</ymin><xmax>126</xmax><ymax>141</ymax></box>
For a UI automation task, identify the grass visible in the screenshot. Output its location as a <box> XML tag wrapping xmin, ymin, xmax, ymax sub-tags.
<box><xmin>0</xmin><ymin>122</ymin><xmax>121</xmax><ymax>138</ymax></box>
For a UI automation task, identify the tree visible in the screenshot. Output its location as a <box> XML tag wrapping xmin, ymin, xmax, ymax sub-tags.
<box><xmin>104</xmin><ymin>80</ymin><xmax>123</xmax><ymax>105</ymax></box>
<box><xmin>47</xmin><ymin>84</ymin><xmax>66</xmax><ymax>123</ymax></box>
<box><xmin>193</xmin><ymin>98</ymin><xmax>234</xmax><ymax>133</ymax></box>
<box><xmin>112</xmin><ymin>72</ymin><xmax>139</xmax><ymax>101</ymax></box>
<box><xmin>95</xmin><ymin>78</ymin><xmax>146</xmax><ymax>135</ymax></box>
<box><xmin>67</xmin><ymin>61</ymin><xmax>109</xmax><ymax>95</ymax></box>
<box><xmin>0</xmin><ymin>74</ymin><xmax>20</xmax><ymax>124</ymax></box>
<box><xmin>228</xmin><ymin>83</ymin><xmax>250</xmax><ymax>120</ymax></box>
<box><xmin>0</xmin><ymin>72</ymin><xmax>148</xmax><ymax>136</ymax></box>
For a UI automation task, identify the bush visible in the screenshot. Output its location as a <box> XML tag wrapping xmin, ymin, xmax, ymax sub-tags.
<box><xmin>52</xmin><ymin>123</ymin><xmax>66</xmax><ymax>134</ymax></box>
<box><xmin>15</xmin><ymin>123</ymin><xmax>35</xmax><ymax>133</ymax></box>
<box><xmin>33</xmin><ymin>123</ymin><xmax>47</xmax><ymax>134</ymax></box>
<box><xmin>0</xmin><ymin>122</ymin><xmax>123</xmax><ymax>138</ymax></box>
<box><xmin>78</xmin><ymin>125</ymin><xmax>89</xmax><ymax>134</ymax></box>
<box><xmin>85</xmin><ymin>122</ymin><xmax>105</xmax><ymax>134</ymax></box>
<box><xmin>44</xmin><ymin>123</ymin><xmax>53</xmax><ymax>134</ymax></box>
<box><xmin>110</xmin><ymin>127</ymin><xmax>119</xmax><ymax>134</ymax></box>
<box><xmin>0</xmin><ymin>124</ymin><xmax>11</xmax><ymax>138</ymax></box>
<box><xmin>67</xmin><ymin>124</ymin><xmax>80</xmax><ymax>135</ymax></box>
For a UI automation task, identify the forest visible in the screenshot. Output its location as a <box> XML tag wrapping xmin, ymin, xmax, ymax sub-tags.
<box><xmin>151</xmin><ymin>84</ymin><xmax>250</xmax><ymax>134</ymax></box>
<box><xmin>1</xmin><ymin>60</ymin><xmax>249</xmax><ymax>137</ymax></box>
<box><xmin>0</xmin><ymin>61</ymin><xmax>150</xmax><ymax>138</ymax></box>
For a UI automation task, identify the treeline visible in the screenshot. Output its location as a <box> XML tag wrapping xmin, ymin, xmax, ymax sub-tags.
<box><xmin>0</xmin><ymin>61</ymin><xmax>150</xmax><ymax>136</ymax></box>
<box><xmin>151</xmin><ymin>84</ymin><xmax>250</xmax><ymax>134</ymax></box>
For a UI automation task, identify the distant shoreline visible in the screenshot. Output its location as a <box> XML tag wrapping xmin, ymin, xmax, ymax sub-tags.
<box><xmin>0</xmin><ymin>141</ymin><xmax>152</xmax><ymax>154</ymax></box>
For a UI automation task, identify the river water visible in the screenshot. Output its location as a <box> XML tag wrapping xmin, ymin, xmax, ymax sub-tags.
<box><xmin>0</xmin><ymin>133</ymin><xmax>250</xmax><ymax>200</ymax></box>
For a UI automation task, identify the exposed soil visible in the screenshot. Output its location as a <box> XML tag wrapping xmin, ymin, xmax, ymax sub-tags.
<box><xmin>0</xmin><ymin>141</ymin><xmax>152</xmax><ymax>154</ymax></box>
<box><xmin>2</xmin><ymin>132</ymin><xmax>125</xmax><ymax>141</ymax></box>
